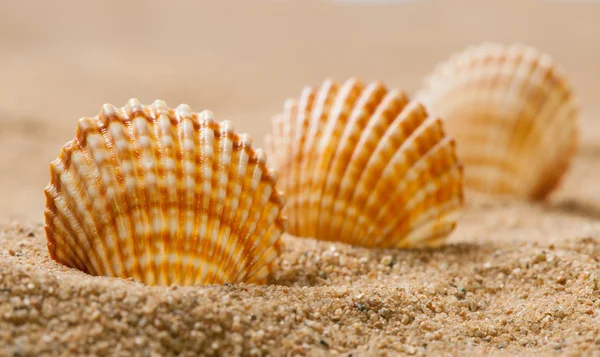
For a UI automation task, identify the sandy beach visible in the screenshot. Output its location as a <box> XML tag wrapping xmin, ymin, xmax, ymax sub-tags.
<box><xmin>3</xmin><ymin>190</ymin><xmax>600</xmax><ymax>355</ymax></box>
<box><xmin>2</xmin><ymin>0</ymin><xmax>600</xmax><ymax>355</ymax></box>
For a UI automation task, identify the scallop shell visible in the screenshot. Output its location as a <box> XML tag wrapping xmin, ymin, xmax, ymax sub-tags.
<box><xmin>265</xmin><ymin>78</ymin><xmax>463</xmax><ymax>248</ymax></box>
<box><xmin>417</xmin><ymin>43</ymin><xmax>579</xmax><ymax>200</ymax></box>
<box><xmin>44</xmin><ymin>99</ymin><xmax>287</xmax><ymax>286</ymax></box>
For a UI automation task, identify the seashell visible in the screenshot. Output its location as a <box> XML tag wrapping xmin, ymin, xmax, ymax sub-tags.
<box><xmin>44</xmin><ymin>99</ymin><xmax>287</xmax><ymax>286</ymax></box>
<box><xmin>265</xmin><ymin>78</ymin><xmax>463</xmax><ymax>248</ymax></box>
<box><xmin>417</xmin><ymin>43</ymin><xmax>579</xmax><ymax>200</ymax></box>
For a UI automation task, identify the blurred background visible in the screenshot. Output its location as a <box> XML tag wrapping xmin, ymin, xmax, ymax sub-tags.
<box><xmin>0</xmin><ymin>0</ymin><xmax>599</xmax><ymax>222</ymax></box>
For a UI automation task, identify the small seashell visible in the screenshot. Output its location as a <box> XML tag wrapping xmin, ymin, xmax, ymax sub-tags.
<box><xmin>265</xmin><ymin>78</ymin><xmax>463</xmax><ymax>248</ymax></box>
<box><xmin>417</xmin><ymin>43</ymin><xmax>579</xmax><ymax>200</ymax></box>
<box><xmin>44</xmin><ymin>99</ymin><xmax>287</xmax><ymax>286</ymax></box>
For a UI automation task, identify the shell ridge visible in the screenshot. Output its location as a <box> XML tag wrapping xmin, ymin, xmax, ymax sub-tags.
<box><xmin>238</xmin><ymin>172</ymin><xmax>285</xmax><ymax>280</ymax></box>
<box><xmin>326</xmin><ymin>84</ymin><xmax>391</xmax><ymax>243</ymax></box>
<box><xmin>473</xmin><ymin>55</ymin><xmax>504</xmax><ymax>195</ymax></box>
<box><xmin>226</xmin><ymin>166</ymin><xmax>272</xmax><ymax>282</ymax></box>
<box><xmin>199</xmin><ymin>121</ymin><xmax>227</xmax><ymax>283</ymax></box>
<box><xmin>144</xmin><ymin>106</ymin><xmax>169</xmax><ymax>285</ymax></box>
<box><xmin>46</xmin><ymin>155</ymin><xmax>99</xmax><ymax>271</ymax></box>
<box><xmin>75</xmin><ymin>123</ymin><xmax>130</xmax><ymax>278</ymax></box>
<box><xmin>319</xmin><ymin>82</ymin><xmax>388</xmax><ymax>241</ymax></box>
<box><xmin>225</xmin><ymin>152</ymin><xmax>285</xmax><ymax>282</ymax></box>
<box><xmin>229</xmin><ymin>167</ymin><xmax>285</xmax><ymax>282</ymax></box>
<box><xmin>309</xmin><ymin>78</ymin><xmax>363</xmax><ymax>238</ymax></box>
<box><xmin>244</xmin><ymin>233</ymin><xmax>284</xmax><ymax>283</ymax></box>
<box><xmin>149</xmin><ymin>105</ymin><xmax>175</xmax><ymax>285</ymax></box>
<box><xmin>286</xmin><ymin>88</ymin><xmax>316</xmax><ymax>236</ymax></box>
<box><xmin>528</xmin><ymin>103</ymin><xmax>578</xmax><ymax>198</ymax></box>
<box><xmin>48</xmin><ymin>160</ymin><xmax>106</xmax><ymax>275</ymax></box>
<box><xmin>68</xmin><ymin>130</ymin><xmax>127</xmax><ymax>276</ymax></box>
<box><xmin>244</xmin><ymin>224</ymin><xmax>286</xmax><ymax>284</ymax></box>
<box><xmin>212</xmin><ymin>135</ymin><xmax>253</xmax><ymax>283</ymax></box>
<box><xmin>501</xmin><ymin>52</ymin><xmax>544</xmax><ymax>196</ymax></box>
<box><xmin>44</xmin><ymin>185</ymin><xmax>60</xmax><ymax>261</ymax></box>
<box><xmin>224</xmin><ymin>149</ymin><xmax>272</xmax><ymax>281</ymax></box>
<box><xmin>390</xmin><ymin>181</ymin><xmax>463</xmax><ymax>248</ymax></box>
<box><xmin>210</xmin><ymin>132</ymin><xmax>247</xmax><ymax>284</ymax></box>
<box><xmin>192</xmin><ymin>118</ymin><xmax>217</xmax><ymax>284</ymax></box>
<box><xmin>89</xmin><ymin>111</ymin><xmax>127</xmax><ymax>276</ymax></box>
<box><xmin>517</xmin><ymin>67</ymin><xmax>573</xmax><ymax>196</ymax></box>
<box><xmin>298</xmin><ymin>79</ymin><xmax>339</xmax><ymax>237</ymax></box>
<box><xmin>44</xmin><ymin>208</ymin><xmax>76</xmax><ymax>269</ymax></box>
<box><xmin>155</xmin><ymin>108</ymin><xmax>181</xmax><ymax>284</ymax></box>
<box><xmin>126</xmin><ymin>107</ymin><xmax>161</xmax><ymax>285</ymax></box>
<box><xmin>172</xmin><ymin>109</ymin><xmax>191</xmax><ymax>285</ymax></box>
<box><xmin>103</xmin><ymin>111</ymin><xmax>150</xmax><ymax>282</ymax></box>
<box><xmin>396</xmin><ymin>206</ymin><xmax>461</xmax><ymax>249</ymax></box>
<box><xmin>63</xmin><ymin>144</ymin><xmax>120</xmax><ymax>277</ymax></box>
<box><xmin>426</xmin><ymin>47</ymin><xmax>503</xmax><ymax>193</ymax></box>
<box><xmin>344</xmin><ymin>103</ymin><xmax>432</xmax><ymax>245</ymax></box>
<box><xmin>342</xmin><ymin>89</ymin><xmax>408</xmax><ymax>242</ymax></box>
<box><xmin>46</xmin><ymin>215</ymin><xmax>88</xmax><ymax>271</ymax></box>
<box><xmin>232</xmin><ymin>192</ymin><xmax>285</xmax><ymax>282</ymax></box>
<box><xmin>353</xmin><ymin>116</ymin><xmax>448</xmax><ymax>246</ymax></box>
<box><xmin>503</xmin><ymin>49</ymin><xmax>572</xmax><ymax>196</ymax></box>
<box><xmin>174</xmin><ymin>109</ymin><xmax>199</xmax><ymax>285</ymax></box>
<box><xmin>221</xmin><ymin>156</ymin><xmax>263</xmax><ymax>282</ymax></box>
<box><xmin>206</xmin><ymin>121</ymin><xmax>236</xmax><ymax>284</ymax></box>
<box><xmin>145</xmin><ymin>101</ymin><xmax>167</xmax><ymax>284</ymax></box>
<box><xmin>233</xmin><ymin>218</ymin><xmax>279</xmax><ymax>283</ymax></box>
<box><xmin>44</xmin><ymin>183</ymin><xmax>90</xmax><ymax>272</ymax></box>
<box><xmin>182</xmin><ymin>116</ymin><xmax>208</xmax><ymax>285</ymax></box>
<box><xmin>380</xmin><ymin>160</ymin><xmax>462</xmax><ymax>247</ymax></box>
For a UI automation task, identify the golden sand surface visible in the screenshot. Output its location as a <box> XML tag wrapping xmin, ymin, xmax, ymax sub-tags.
<box><xmin>1</xmin><ymin>0</ymin><xmax>600</xmax><ymax>355</ymax></box>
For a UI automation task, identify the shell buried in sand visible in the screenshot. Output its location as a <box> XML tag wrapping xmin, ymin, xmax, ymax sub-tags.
<box><xmin>417</xmin><ymin>43</ymin><xmax>579</xmax><ymax>200</ymax></box>
<box><xmin>44</xmin><ymin>99</ymin><xmax>287</xmax><ymax>286</ymax></box>
<box><xmin>265</xmin><ymin>78</ymin><xmax>464</xmax><ymax>248</ymax></box>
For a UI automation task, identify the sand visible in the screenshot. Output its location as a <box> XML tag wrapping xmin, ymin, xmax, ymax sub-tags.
<box><xmin>3</xmin><ymin>0</ymin><xmax>600</xmax><ymax>356</ymax></box>
<box><xmin>4</xmin><ymin>151</ymin><xmax>600</xmax><ymax>356</ymax></box>
<box><xmin>3</xmin><ymin>188</ymin><xmax>600</xmax><ymax>356</ymax></box>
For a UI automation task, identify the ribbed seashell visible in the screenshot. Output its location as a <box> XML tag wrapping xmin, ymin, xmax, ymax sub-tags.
<box><xmin>44</xmin><ymin>99</ymin><xmax>287</xmax><ymax>286</ymax></box>
<box><xmin>417</xmin><ymin>43</ymin><xmax>579</xmax><ymax>200</ymax></box>
<box><xmin>264</xmin><ymin>78</ymin><xmax>463</xmax><ymax>248</ymax></box>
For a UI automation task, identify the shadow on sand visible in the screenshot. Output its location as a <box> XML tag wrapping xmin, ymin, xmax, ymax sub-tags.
<box><xmin>545</xmin><ymin>198</ymin><xmax>600</xmax><ymax>221</ymax></box>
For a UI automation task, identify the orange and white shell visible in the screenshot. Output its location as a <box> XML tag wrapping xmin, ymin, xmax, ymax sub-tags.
<box><xmin>417</xmin><ymin>43</ymin><xmax>579</xmax><ymax>200</ymax></box>
<box><xmin>265</xmin><ymin>78</ymin><xmax>463</xmax><ymax>248</ymax></box>
<box><xmin>44</xmin><ymin>99</ymin><xmax>287</xmax><ymax>286</ymax></box>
